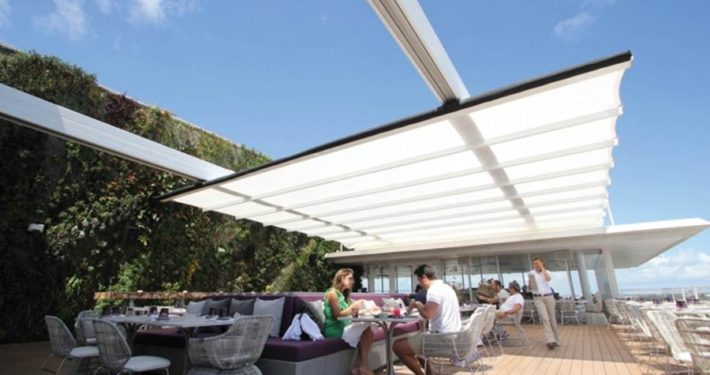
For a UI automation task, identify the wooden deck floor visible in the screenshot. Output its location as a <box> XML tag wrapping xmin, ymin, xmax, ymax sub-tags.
<box><xmin>386</xmin><ymin>324</ymin><xmax>647</xmax><ymax>375</ymax></box>
<box><xmin>0</xmin><ymin>324</ymin><xmax>666</xmax><ymax>375</ymax></box>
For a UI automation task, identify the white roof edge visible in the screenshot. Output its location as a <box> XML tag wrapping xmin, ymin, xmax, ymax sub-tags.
<box><xmin>325</xmin><ymin>217</ymin><xmax>710</xmax><ymax>259</ymax></box>
<box><xmin>605</xmin><ymin>217</ymin><xmax>710</xmax><ymax>233</ymax></box>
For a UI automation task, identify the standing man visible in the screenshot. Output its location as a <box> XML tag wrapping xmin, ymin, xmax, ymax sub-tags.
<box><xmin>393</xmin><ymin>264</ymin><xmax>461</xmax><ymax>375</ymax></box>
<box><xmin>529</xmin><ymin>257</ymin><xmax>560</xmax><ymax>350</ymax></box>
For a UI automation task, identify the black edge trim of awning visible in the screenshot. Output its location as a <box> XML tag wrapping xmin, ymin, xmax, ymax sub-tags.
<box><xmin>157</xmin><ymin>50</ymin><xmax>632</xmax><ymax>202</ymax></box>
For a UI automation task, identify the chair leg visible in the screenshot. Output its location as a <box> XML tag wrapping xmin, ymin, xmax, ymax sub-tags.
<box><xmin>55</xmin><ymin>358</ymin><xmax>67</xmax><ymax>375</ymax></box>
<box><xmin>38</xmin><ymin>353</ymin><xmax>55</xmax><ymax>374</ymax></box>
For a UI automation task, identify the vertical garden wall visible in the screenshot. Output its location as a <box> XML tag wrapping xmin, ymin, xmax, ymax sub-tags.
<box><xmin>0</xmin><ymin>50</ymin><xmax>341</xmax><ymax>344</ymax></box>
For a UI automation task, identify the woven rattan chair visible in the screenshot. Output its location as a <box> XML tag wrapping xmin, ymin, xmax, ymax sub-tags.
<box><xmin>499</xmin><ymin>306</ymin><xmax>530</xmax><ymax>346</ymax></box>
<box><xmin>41</xmin><ymin>315</ymin><xmax>99</xmax><ymax>375</ymax></box>
<box><xmin>92</xmin><ymin>319</ymin><xmax>170</xmax><ymax>374</ymax></box>
<box><xmin>646</xmin><ymin>310</ymin><xmax>693</xmax><ymax>373</ymax></box>
<box><xmin>75</xmin><ymin>310</ymin><xmax>101</xmax><ymax>346</ymax></box>
<box><xmin>522</xmin><ymin>302</ymin><xmax>537</xmax><ymax>324</ymax></box>
<box><xmin>627</xmin><ymin>304</ymin><xmax>654</xmax><ymax>342</ymax></box>
<box><xmin>604</xmin><ymin>299</ymin><xmax>625</xmax><ymax>324</ymax></box>
<box><xmin>421</xmin><ymin>307</ymin><xmax>486</xmax><ymax>374</ymax></box>
<box><xmin>187</xmin><ymin>315</ymin><xmax>273</xmax><ymax>375</ymax></box>
<box><xmin>675</xmin><ymin>317</ymin><xmax>710</xmax><ymax>374</ymax></box>
<box><xmin>480</xmin><ymin>304</ymin><xmax>503</xmax><ymax>356</ymax></box>
<box><xmin>559</xmin><ymin>300</ymin><xmax>581</xmax><ymax>325</ymax></box>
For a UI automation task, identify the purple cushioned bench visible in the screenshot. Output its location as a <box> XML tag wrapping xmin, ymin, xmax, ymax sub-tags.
<box><xmin>133</xmin><ymin>292</ymin><xmax>421</xmax><ymax>375</ymax></box>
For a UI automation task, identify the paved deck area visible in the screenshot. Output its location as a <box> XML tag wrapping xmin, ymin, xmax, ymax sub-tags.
<box><xmin>386</xmin><ymin>324</ymin><xmax>646</xmax><ymax>375</ymax></box>
<box><xmin>1</xmin><ymin>324</ymin><xmax>654</xmax><ymax>375</ymax></box>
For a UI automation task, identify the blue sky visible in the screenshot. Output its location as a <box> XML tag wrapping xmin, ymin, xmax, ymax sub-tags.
<box><xmin>1</xmin><ymin>0</ymin><xmax>708</xmax><ymax>291</ymax></box>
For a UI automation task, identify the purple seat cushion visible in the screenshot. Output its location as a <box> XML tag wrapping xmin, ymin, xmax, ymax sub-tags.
<box><xmin>260</xmin><ymin>338</ymin><xmax>351</xmax><ymax>362</ymax></box>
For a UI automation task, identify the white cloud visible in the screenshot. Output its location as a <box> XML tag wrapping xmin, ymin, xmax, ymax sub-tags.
<box><xmin>95</xmin><ymin>0</ymin><xmax>116</xmax><ymax>15</ymax></box>
<box><xmin>35</xmin><ymin>0</ymin><xmax>90</xmax><ymax>41</ymax></box>
<box><xmin>554</xmin><ymin>12</ymin><xmax>595</xmax><ymax>41</ymax></box>
<box><xmin>616</xmin><ymin>248</ymin><xmax>710</xmax><ymax>290</ymax></box>
<box><xmin>0</xmin><ymin>0</ymin><xmax>10</xmax><ymax>28</ymax></box>
<box><xmin>128</xmin><ymin>0</ymin><xmax>200</xmax><ymax>25</ymax></box>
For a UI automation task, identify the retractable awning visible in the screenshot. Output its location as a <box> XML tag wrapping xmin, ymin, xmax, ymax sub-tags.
<box><xmin>161</xmin><ymin>52</ymin><xmax>633</xmax><ymax>252</ymax></box>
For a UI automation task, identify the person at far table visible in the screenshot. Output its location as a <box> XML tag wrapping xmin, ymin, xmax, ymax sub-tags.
<box><xmin>408</xmin><ymin>284</ymin><xmax>427</xmax><ymax>304</ymax></box>
<box><xmin>478</xmin><ymin>279</ymin><xmax>509</xmax><ymax>307</ymax></box>
<box><xmin>323</xmin><ymin>268</ymin><xmax>374</xmax><ymax>375</ymax></box>
<box><xmin>492</xmin><ymin>281</ymin><xmax>525</xmax><ymax>340</ymax></box>
<box><xmin>393</xmin><ymin>264</ymin><xmax>462</xmax><ymax>375</ymax></box>
<box><xmin>528</xmin><ymin>257</ymin><xmax>560</xmax><ymax>350</ymax></box>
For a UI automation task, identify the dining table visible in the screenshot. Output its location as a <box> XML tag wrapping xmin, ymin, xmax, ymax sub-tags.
<box><xmin>103</xmin><ymin>314</ymin><xmax>235</xmax><ymax>375</ymax></box>
<box><xmin>341</xmin><ymin>313</ymin><xmax>424</xmax><ymax>375</ymax></box>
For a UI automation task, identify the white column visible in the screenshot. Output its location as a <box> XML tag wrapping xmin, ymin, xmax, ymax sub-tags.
<box><xmin>565</xmin><ymin>258</ymin><xmax>577</xmax><ymax>299</ymax></box>
<box><xmin>389</xmin><ymin>264</ymin><xmax>397</xmax><ymax>293</ymax></box>
<box><xmin>601</xmin><ymin>249</ymin><xmax>620</xmax><ymax>298</ymax></box>
<box><xmin>367</xmin><ymin>264</ymin><xmax>376</xmax><ymax>293</ymax></box>
<box><xmin>575</xmin><ymin>251</ymin><xmax>593</xmax><ymax>301</ymax></box>
<box><xmin>467</xmin><ymin>257</ymin><xmax>474</xmax><ymax>302</ymax></box>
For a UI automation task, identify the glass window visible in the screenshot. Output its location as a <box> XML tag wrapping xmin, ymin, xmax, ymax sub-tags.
<box><xmin>443</xmin><ymin>261</ymin><xmax>464</xmax><ymax>290</ymax></box>
<box><xmin>498</xmin><ymin>254</ymin><xmax>529</xmax><ymax>290</ymax></box>
<box><xmin>374</xmin><ymin>266</ymin><xmax>389</xmax><ymax>293</ymax></box>
<box><xmin>396</xmin><ymin>266</ymin><xmax>413</xmax><ymax>293</ymax></box>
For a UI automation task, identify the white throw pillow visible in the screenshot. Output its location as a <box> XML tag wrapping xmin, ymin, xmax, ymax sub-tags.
<box><xmin>186</xmin><ymin>300</ymin><xmax>206</xmax><ymax>316</ymax></box>
<box><xmin>254</xmin><ymin>297</ymin><xmax>285</xmax><ymax>337</ymax></box>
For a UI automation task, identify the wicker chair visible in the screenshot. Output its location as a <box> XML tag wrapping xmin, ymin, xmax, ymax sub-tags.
<box><xmin>75</xmin><ymin>310</ymin><xmax>100</xmax><ymax>346</ymax></box>
<box><xmin>480</xmin><ymin>304</ymin><xmax>503</xmax><ymax>356</ymax></box>
<box><xmin>646</xmin><ymin>310</ymin><xmax>693</xmax><ymax>372</ymax></box>
<box><xmin>421</xmin><ymin>307</ymin><xmax>486</xmax><ymax>374</ymax></box>
<box><xmin>92</xmin><ymin>320</ymin><xmax>170</xmax><ymax>374</ymax></box>
<box><xmin>604</xmin><ymin>299</ymin><xmax>625</xmax><ymax>324</ymax></box>
<box><xmin>187</xmin><ymin>315</ymin><xmax>273</xmax><ymax>375</ymax></box>
<box><xmin>559</xmin><ymin>300</ymin><xmax>581</xmax><ymax>325</ymax></box>
<box><xmin>41</xmin><ymin>315</ymin><xmax>99</xmax><ymax>375</ymax></box>
<box><xmin>498</xmin><ymin>306</ymin><xmax>530</xmax><ymax>346</ymax></box>
<box><xmin>626</xmin><ymin>304</ymin><xmax>654</xmax><ymax>342</ymax></box>
<box><xmin>674</xmin><ymin>317</ymin><xmax>710</xmax><ymax>374</ymax></box>
<box><xmin>521</xmin><ymin>302</ymin><xmax>537</xmax><ymax>324</ymax></box>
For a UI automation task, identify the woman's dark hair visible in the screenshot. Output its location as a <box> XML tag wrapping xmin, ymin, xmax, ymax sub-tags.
<box><xmin>508</xmin><ymin>281</ymin><xmax>521</xmax><ymax>292</ymax></box>
<box><xmin>492</xmin><ymin>280</ymin><xmax>503</xmax><ymax>288</ymax></box>
<box><xmin>414</xmin><ymin>264</ymin><xmax>437</xmax><ymax>279</ymax></box>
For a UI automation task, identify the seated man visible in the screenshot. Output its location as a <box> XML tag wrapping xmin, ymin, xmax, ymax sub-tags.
<box><xmin>393</xmin><ymin>264</ymin><xmax>461</xmax><ymax>375</ymax></box>
<box><xmin>493</xmin><ymin>281</ymin><xmax>525</xmax><ymax>340</ymax></box>
<box><xmin>478</xmin><ymin>279</ymin><xmax>509</xmax><ymax>306</ymax></box>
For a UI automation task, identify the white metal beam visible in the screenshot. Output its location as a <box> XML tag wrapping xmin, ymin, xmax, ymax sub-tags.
<box><xmin>369</xmin><ymin>0</ymin><xmax>470</xmax><ymax>102</ymax></box>
<box><xmin>0</xmin><ymin>83</ymin><xmax>233</xmax><ymax>181</ymax></box>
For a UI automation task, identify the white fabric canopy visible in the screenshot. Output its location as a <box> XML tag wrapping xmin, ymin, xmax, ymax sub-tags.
<box><xmin>163</xmin><ymin>52</ymin><xmax>632</xmax><ymax>252</ymax></box>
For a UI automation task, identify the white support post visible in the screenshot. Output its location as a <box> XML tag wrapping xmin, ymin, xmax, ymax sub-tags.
<box><xmin>601</xmin><ymin>249</ymin><xmax>621</xmax><ymax>298</ymax></box>
<box><xmin>574</xmin><ymin>251</ymin><xmax>593</xmax><ymax>302</ymax></box>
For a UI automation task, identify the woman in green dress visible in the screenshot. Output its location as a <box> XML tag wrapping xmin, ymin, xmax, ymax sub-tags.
<box><xmin>323</xmin><ymin>268</ymin><xmax>374</xmax><ymax>375</ymax></box>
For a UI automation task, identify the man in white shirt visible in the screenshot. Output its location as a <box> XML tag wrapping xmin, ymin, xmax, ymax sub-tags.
<box><xmin>393</xmin><ymin>264</ymin><xmax>461</xmax><ymax>375</ymax></box>
<box><xmin>478</xmin><ymin>279</ymin><xmax>509</xmax><ymax>306</ymax></box>
<box><xmin>528</xmin><ymin>257</ymin><xmax>560</xmax><ymax>349</ymax></box>
<box><xmin>492</xmin><ymin>281</ymin><xmax>525</xmax><ymax>340</ymax></box>
<box><xmin>496</xmin><ymin>281</ymin><xmax>524</xmax><ymax>319</ymax></box>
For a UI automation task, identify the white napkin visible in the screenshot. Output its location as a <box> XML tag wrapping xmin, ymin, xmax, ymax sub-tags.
<box><xmin>342</xmin><ymin>322</ymin><xmax>374</xmax><ymax>348</ymax></box>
